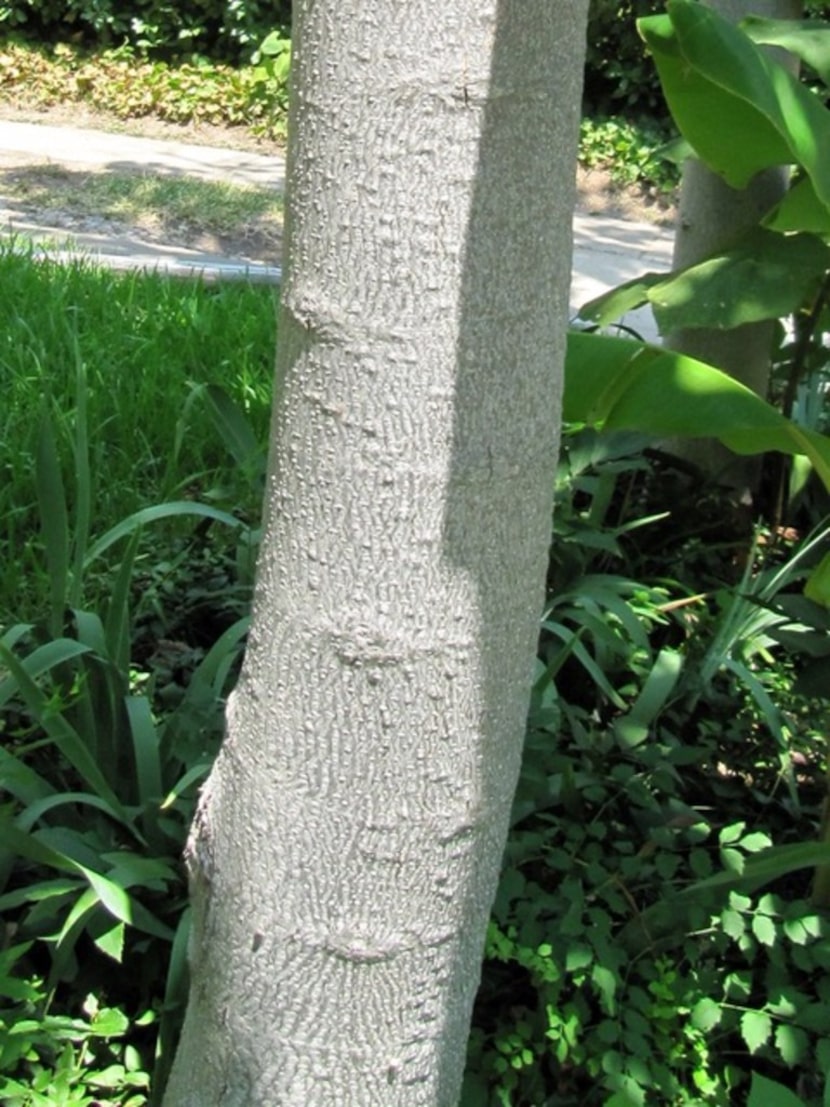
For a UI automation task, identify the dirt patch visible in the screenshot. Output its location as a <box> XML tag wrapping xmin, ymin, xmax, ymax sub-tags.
<box><xmin>576</xmin><ymin>164</ymin><xmax>676</xmax><ymax>227</ymax></box>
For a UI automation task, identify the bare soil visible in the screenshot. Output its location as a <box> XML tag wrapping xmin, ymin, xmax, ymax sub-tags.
<box><xmin>0</xmin><ymin>101</ymin><xmax>676</xmax><ymax>265</ymax></box>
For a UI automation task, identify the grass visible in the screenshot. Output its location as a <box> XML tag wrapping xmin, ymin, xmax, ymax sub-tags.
<box><xmin>2</xmin><ymin>164</ymin><xmax>284</xmax><ymax>245</ymax></box>
<box><xmin>0</xmin><ymin>241</ymin><xmax>277</xmax><ymax>626</ymax></box>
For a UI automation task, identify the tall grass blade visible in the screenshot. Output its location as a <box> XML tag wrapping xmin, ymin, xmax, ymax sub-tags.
<box><xmin>126</xmin><ymin>696</ymin><xmax>163</xmax><ymax>808</ymax></box>
<box><xmin>0</xmin><ymin>643</ymin><xmax>130</xmax><ymax>826</ymax></box>
<box><xmin>203</xmin><ymin>384</ymin><xmax>264</xmax><ymax>475</ymax></box>
<box><xmin>70</xmin><ymin>610</ymin><xmax>114</xmax><ymax>764</ymax></box>
<box><xmin>151</xmin><ymin>906</ymin><xmax>191</xmax><ymax>1105</ymax></box>
<box><xmin>187</xmin><ymin>614</ymin><xmax>250</xmax><ymax>696</ymax></box>
<box><xmin>35</xmin><ymin>411</ymin><xmax>69</xmax><ymax>636</ymax></box>
<box><xmin>84</xmin><ymin>502</ymin><xmax>243</xmax><ymax>568</ymax></box>
<box><xmin>0</xmin><ymin>747</ymin><xmax>56</xmax><ymax>806</ymax></box>
<box><xmin>105</xmin><ymin>530</ymin><xmax>142</xmax><ymax>674</ymax></box>
<box><xmin>160</xmin><ymin>763</ymin><xmax>212</xmax><ymax>810</ymax></box>
<box><xmin>17</xmin><ymin>791</ymin><xmax>134</xmax><ymax>833</ymax></box>
<box><xmin>70</xmin><ymin>342</ymin><xmax>91</xmax><ymax>609</ymax></box>
<box><xmin>0</xmin><ymin>638</ymin><xmax>91</xmax><ymax>710</ymax></box>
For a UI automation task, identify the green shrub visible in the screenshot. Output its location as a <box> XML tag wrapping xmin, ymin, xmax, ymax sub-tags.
<box><xmin>578</xmin><ymin>115</ymin><xmax>679</xmax><ymax>193</ymax></box>
<box><xmin>0</xmin><ymin>0</ymin><xmax>289</xmax><ymax>63</ymax></box>
<box><xmin>463</xmin><ymin>429</ymin><xmax>830</xmax><ymax>1106</ymax></box>
<box><xmin>0</xmin><ymin>40</ymin><xmax>290</xmax><ymax>134</ymax></box>
<box><xmin>584</xmin><ymin>0</ymin><xmax>666</xmax><ymax>116</ymax></box>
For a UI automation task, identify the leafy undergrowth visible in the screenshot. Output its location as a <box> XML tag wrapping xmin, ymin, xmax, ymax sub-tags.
<box><xmin>0</xmin><ymin>37</ymin><xmax>291</xmax><ymax>139</ymax></box>
<box><xmin>579</xmin><ymin>116</ymin><xmax>680</xmax><ymax>197</ymax></box>
<box><xmin>0</xmin><ymin>251</ymin><xmax>828</xmax><ymax>1105</ymax></box>
<box><xmin>464</xmin><ymin>431</ymin><xmax>830</xmax><ymax>1107</ymax></box>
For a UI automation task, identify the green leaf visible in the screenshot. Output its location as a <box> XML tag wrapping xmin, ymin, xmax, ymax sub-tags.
<box><xmin>203</xmin><ymin>384</ymin><xmax>263</xmax><ymax>473</ymax></box>
<box><xmin>125</xmin><ymin>696</ymin><xmax>163</xmax><ymax>807</ymax></box>
<box><xmin>741</xmin><ymin>1009</ymin><xmax>773</xmax><ymax>1054</ymax></box>
<box><xmin>765</xmin><ymin>176</ymin><xmax>830</xmax><ymax>235</ymax></box>
<box><xmin>775</xmin><ymin>1023</ymin><xmax>809</xmax><ymax>1067</ymax></box>
<box><xmin>741</xmin><ymin>832</ymin><xmax>773</xmax><ymax>853</ymax></box>
<box><xmin>86</xmin><ymin>1005</ymin><xmax>129</xmax><ymax>1038</ymax></box>
<box><xmin>80</xmin><ymin>865</ymin><xmax>174</xmax><ymax>941</ymax></box>
<box><xmin>720</xmin><ymin>847</ymin><xmax>745</xmax><ymax>875</ymax></box>
<box><xmin>691</xmin><ymin>996</ymin><xmax>721</xmax><ymax>1032</ymax></box>
<box><xmin>620</xmin><ymin>841</ymin><xmax>830</xmax><ymax>953</ymax></box>
<box><xmin>17</xmin><ymin>791</ymin><xmax>133</xmax><ymax>834</ymax></box>
<box><xmin>748</xmin><ymin>1071</ymin><xmax>807</xmax><ymax>1107</ymax></box>
<box><xmin>805</xmin><ymin>552</ymin><xmax>830</xmax><ymax>608</ymax></box>
<box><xmin>160</xmin><ymin>761</ymin><xmax>212</xmax><ymax>810</ymax></box>
<box><xmin>720</xmin><ymin>822</ymin><xmax>746</xmax><ymax>846</ymax></box>
<box><xmin>591</xmin><ymin>963</ymin><xmax>617</xmax><ymax>1016</ymax></box>
<box><xmin>69</xmin><ymin>343</ymin><xmax>91</xmax><ymax>609</ymax></box>
<box><xmin>653</xmin><ymin>230</ymin><xmax>830</xmax><ymax>331</ymax></box>
<box><xmin>580</xmin><ymin>230</ymin><xmax>830</xmax><ymax>334</ymax></box>
<box><xmin>564</xmin><ymin>332</ymin><xmax>830</xmax><ymax>495</ymax></box>
<box><xmin>94</xmin><ymin>921</ymin><xmax>125</xmax><ymax>963</ymax></box>
<box><xmin>0</xmin><ymin>637</ymin><xmax>91</xmax><ymax>710</ymax></box>
<box><xmin>613</xmin><ymin>648</ymin><xmax>683</xmax><ymax>749</ymax></box>
<box><xmin>741</xmin><ymin>15</ymin><xmax>830</xmax><ymax>85</ymax></box>
<box><xmin>0</xmin><ymin>643</ymin><xmax>129</xmax><ymax>822</ymax></box>
<box><xmin>565</xmin><ymin>945</ymin><xmax>593</xmax><ymax>972</ymax></box>
<box><xmin>721</xmin><ymin>907</ymin><xmax>746</xmax><ymax>940</ymax></box>
<box><xmin>752</xmin><ymin>913</ymin><xmax>777</xmax><ymax>947</ymax></box>
<box><xmin>105</xmin><ymin>529</ymin><xmax>142</xmax><ymax>673</ymax></box>
<box><xmin>640</xmin><ymin>1</ymin><xmax>830</xmax><ymax>204</ymax></box>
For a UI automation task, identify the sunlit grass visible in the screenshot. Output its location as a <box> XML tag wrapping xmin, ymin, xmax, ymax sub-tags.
<box><xmin>2</xmin><ymin>163</ymin><xmax>283</xmax><ymax>244</ymax></box>
<box><xmin>0</xmin><ymin>241</ymin><xmax>277</xmax><ymax>624</ymax></box>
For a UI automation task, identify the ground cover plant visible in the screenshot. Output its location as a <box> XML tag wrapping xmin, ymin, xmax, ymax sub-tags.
<box><xmin>462</xmin><ymin>429</ymin><xmax>830</xmax><ymax>1106</ymax></box>
<box><xmin>0</xmin><ymin>38</ymin><xmax>292</xmax><ymax>138</ymax></box>
<box><xmin>0</xmin><ymin>240</ymin><xmax>828</xmax><ymax>1104</ymax></box>
<box><xmin>2</xmin><ymin>4</ymin><xmax>830</xmax><ymax>1103</ymax></box>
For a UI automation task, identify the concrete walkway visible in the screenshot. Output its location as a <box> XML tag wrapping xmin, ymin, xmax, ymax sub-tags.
<box><xmin>0</xmin><ymin>120</ymin><xmax>674</xmax><ymax>338</ymax></box>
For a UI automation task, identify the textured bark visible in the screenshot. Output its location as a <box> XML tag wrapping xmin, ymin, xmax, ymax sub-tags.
<box><xmin>163</xmin><ymin>2</ymin><xmax>588</xmax><ymax>1104</ymax></box>
<box><xmin>667</xmin><ymin>0</ymin><xmax>801</xmax><ymax>488</ymax></box>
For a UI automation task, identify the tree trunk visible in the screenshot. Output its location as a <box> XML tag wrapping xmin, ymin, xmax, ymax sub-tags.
<box><xmin>667</xmin><ymin>0</ymin><xmax>801</xmax><ymax>490</ymax></box>
<box><xmin>163</xmin><ymin>2</ymin><xmax>588</xmax><ymax>1104</ymax></box>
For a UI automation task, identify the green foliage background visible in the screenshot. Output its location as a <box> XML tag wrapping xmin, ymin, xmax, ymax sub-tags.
<box><xmin>0</xmin><ymin>0</ymin><xmax>290</xmax><ymax>62</ymax></box>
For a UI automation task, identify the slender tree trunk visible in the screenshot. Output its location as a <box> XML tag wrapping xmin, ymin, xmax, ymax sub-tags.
<box><xmin>163</xmin><ymin>3</ymin><xmax>588</xmax><ymax>1104</ymax></box>
<box><xmin>667</xmin><ymin>0</ymin><xmax>801</xmax><ymax>490</ymax></box>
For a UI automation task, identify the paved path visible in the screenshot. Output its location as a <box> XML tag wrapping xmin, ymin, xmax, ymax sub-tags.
<box><xmin>0</xmin><ymin>120</ymin><xmax>674</xmax><ymax>338</ymax></box>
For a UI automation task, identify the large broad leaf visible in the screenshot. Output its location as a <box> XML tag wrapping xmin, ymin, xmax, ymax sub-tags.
<box><xmin>579</xmin><ymin>227</ymin><xmax>830</xmax><ymax>333</ymax></box>
<box><xmin>564</xmin><ymin>332</ymin><xmax>830</xmax><ymax>490</ymax></box>
<box><xmin>741</xmin><ymin>15</ymin><xmax>830</xmax><ymax>86</ymax></box>
<box><xmin>639</xmin><ymin>1</ymin><xmax>830</xmax><ymax>204</ymax></box>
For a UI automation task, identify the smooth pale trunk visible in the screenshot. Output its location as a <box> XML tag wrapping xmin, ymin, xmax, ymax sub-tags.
<box><xmin>667</xmin><ymin>0</ymin><xmax>801</xmax><ymax>490</ymax></box>
<box><xmin>163</xmin><ymin>2</ymin><xmax>588</xmax><ymax>1104</ymax></box>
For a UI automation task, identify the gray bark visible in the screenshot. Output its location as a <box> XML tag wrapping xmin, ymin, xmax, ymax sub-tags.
<box><xmin>163</xmin><ymin>2</ymin><xmax>588</xmax><ymax>1104</ymax></box>
<box><xmin>667</xmin><ymin>0</ymin><xmax>801</xmax><ymax>488</ymax></box>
